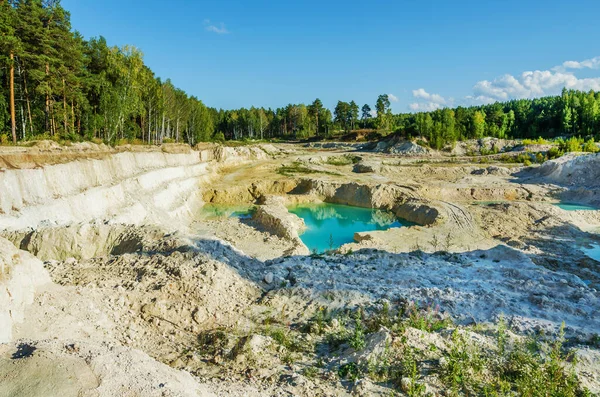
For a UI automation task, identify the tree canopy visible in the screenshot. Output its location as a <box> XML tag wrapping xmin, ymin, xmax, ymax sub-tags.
<box><xmin>1</xmin><ymin>1</ymin><xmax>599</xmax><ymax>146</ymax></box>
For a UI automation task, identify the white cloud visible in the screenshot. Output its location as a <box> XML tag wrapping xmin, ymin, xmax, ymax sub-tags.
<box><xmin>412</xmin><ymin>88</ymin><xmax>446</xmax><ymax>105</ymax></box>
<box><xmin>554</xmin><ymin>56</ymin><xmax>600</xmax><ymax>71</ymax></box>
<box><xmin>203</xmin><ymin>19</ymin><xmax>230</xmax><ymax>34</ymax></box>
<box><xmin>388</xmin><ymin>93</ymin><xmax>399</xmax><ymax>102</ymax></box>
<box><xmin>408</xmin><ymin>88</ymin><xmax>448</xmax><ymax>112</ymax></box>
<box><xmin>409</xmin><ymin>102</ymin><xmax>442</xmax><ymax>112</ymax></box>
<box><xmin>472</xmin><ymin>69</ymin><xmax>600</xmax><ymax>103</ymax></box>
<box><xmin>408</xmin><ymin>55</ymin><xmax>600</xmax><ymax>111</ymax></box>
<box><xmin>464</xmin><ymin>95</ymin><xmax>496</xmax><ymax>105</ymax></box>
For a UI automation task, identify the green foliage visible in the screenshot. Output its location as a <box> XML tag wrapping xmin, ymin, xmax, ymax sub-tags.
<box><xmin>547</xmin><ymin>147</ymin><xmax>563</xmax><ymax>159</ymax></box>
<box><xmin>583</xmin><ymin>138</ymin><xmax>599</xmax><ymax>153</ymax></box>
<box><xmin>479</xmin><ymin>146</ymin><xmax>499</xmax><ymax>156</ymax></box>
<box><xmin>514</xmin><ymin>153</ymin><xmax>534</xmax><ymax>165</ymax></box>
<box><xmin>438</xmin><ymin>322</ymin><xmax>589</xmax><ymax>396</ymax></box>
<box><xmin>376</xmin><ymin>94</ymin><xmax>393</xmax><ymax>131</ymax></box>
<box><xmin>348</xmin><ymin>315</ymin><xmax>366</xmax><ymax>350</ymax></box>
<box><xmin>2</xmin><ymin>2</ymin><xmax>600</xmax><ymax>148</ymax></box>
<box><xmin>325</xmin><ymin>154</ymin><xmax>361</xmax><ymax>166</ymax></box>
<box><xmin>522</xmin><ymin>137</ymin><xmax>550</xmax><ymax>145</ymax></box>
<box><xmin>338</xmin><ymin>362</ymin><xmax>361</xmax><ymax>381</ymax></box>
<box><xmin>212</xmin><ymin>131</ymin><xmax>225</xmax><ymax>142</ymax></box>
<box><xmin>196</xmin><ymin>329</ymin><xmax>229</xmax><ymax>356</ymax></box>
<box><xmin>310</xmin><ymin>304</ymin><xmax>588</xmax><ymax>396</ymax></box>
<box><xmin>555</xmin><ymin>136</ymin><xmax>599</xmax><ymax>154</ymax></box>
<box><xmin>440</xmin><ymin>329</ymin><xmax>486</xmax><ymax>394</ymax></box>
<box><xmin>401</xmin><ymin>348</ymin><xmax>427</xmax><ymax>397</ymax></box>
<box><xmin>264</xmin><ymin>326</ymin><xmax>308</xmax><ymax>353</ymax></box>
<box><xmin>277</xmin><ymin>162</ymin><xmax>339</xmax><ymax>177</ymax></box>
<box><xmin>277</xmin><ymin>162</ymin><xmax>320</xmax><ymax>176</ymax></box>
<box><xmin>302</xmin><ymin>365</ymin><xmax>319</xmax><ymax>379</ymax></box>
<box><xmin>405</xmin><ymin>302</ymin><xmax>452</xmax><ymax>332</ymax></box>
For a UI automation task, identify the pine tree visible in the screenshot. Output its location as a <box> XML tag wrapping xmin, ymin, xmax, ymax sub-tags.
<box><xmin>375</xmin><ymin>94</ymin><xmax>391</xmax><ymax>130</ymax></box>
<box><xmin>0</xmin><ymin>1</ymin><xmax>18</xmax><ymax>142</ymax></box>
<box><xmin>308</xmin><ymin>98</ymin><xmax>324</xmax><ymax>136</ymax></box>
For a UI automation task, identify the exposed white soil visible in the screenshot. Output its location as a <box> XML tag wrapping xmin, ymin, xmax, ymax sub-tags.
<box><xmin>1</xmin><ymin>142</ymin><xmax>600</xmax><ymax>395</ymax></box>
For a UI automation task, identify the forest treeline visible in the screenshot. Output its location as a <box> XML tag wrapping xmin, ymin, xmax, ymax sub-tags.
<box><xmin>1</xmin><ymin>0</ymin><xmax>599</xmax><ymax>147</ymax></box>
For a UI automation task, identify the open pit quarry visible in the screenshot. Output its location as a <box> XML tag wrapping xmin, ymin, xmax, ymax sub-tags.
<box><xmin>1</xmin><ymin>140</ymin><xmax>600</xmax><ymax>396</ymax></box>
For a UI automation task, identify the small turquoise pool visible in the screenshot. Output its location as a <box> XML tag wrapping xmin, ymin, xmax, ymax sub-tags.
<box><xmin>582</xmin><ymin>244</ymin><xmax>600</xmax><ymax>261</ymax></box>
<box><xmin>555</xmin><ymin>203</ymin><xmax>599</xmax><ymax>211</ymax></box>
<box><xmin>199</xmin><ymin>204</ymin><xmax>253</xmax><ymax>220</ymax></box>
<box><xmin>288</xmin><ymin>203</ymin><xmax>412</xmax><ymax>253</ymax></box>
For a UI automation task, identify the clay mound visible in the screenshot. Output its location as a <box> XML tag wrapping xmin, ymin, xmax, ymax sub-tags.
<box><xmin>160</xmin><ymin>143</ymin><xmax>193</xmax><ymax>154</ymax></box>
<box><xmin>49</xmin><ymin>249</ymin><xmax>262</xmax><ymax>333</ymax></box>
<box><xmin>0</xmin><ymin>237</ymin><xmax>51</xmax><ymax>344</ymax></box>
<box><xmin>448</xmin><ymin>138</ymin><xmax>518</xmax><ymax>156</ymax></box>
<box><xmin>471</xmin><ymin>165</ymin><xmax>512</xmax><ymax>177</ymax></box>
<box><xmin>0</xmin><ymin>339</ymin><xmax>217</xmax><ymax>397</ymax></box>
<box><xmin>352</xmin><ymin>160</ymin><xmax>380</xmax><ymax>173</ymax></box>
<box><xmin>374</xmin><ymin>136</ymin><xmax>431</xmax><ymax>156</ymax></box>
<box><xmin>534</xmin><ymin>153</ymin><xmax>600</xmax><ymax>187</ymax></box>
<box><xmin>2</xmin><ymin>223</ymin><xmax>184</xmax><ymax>261</ymax></box>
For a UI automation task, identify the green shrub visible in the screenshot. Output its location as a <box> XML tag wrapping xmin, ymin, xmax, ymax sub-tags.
<box><xmin>212</xmin><ymin>131</ymin><xmax>225</xmax><ymax>142</ymax></box>
<box><xmin>277</xmin><ymin>162</ymin><xmax>339</xmax><ymax>176</ymax></box>
<box><xmin>583</xmin><ymin>138</ymin><xmax>599</xmax><ymax>153</ymax></box>
<box><xmin>480</xmin><ymin>146</ymin><xmax>499</xmax><ymax>156</ymax></box>
<box><xmin>547</xmin><ymin>147</ymin><xmax>563</xmax><ymax>159</ymax></box>
<box><xmin>438</xmin><ymin>322</ymin><xmax>589</xmax><ymax>396</ymax></box>
<box><xmin>338</xmin><ymin>362</ymin><xmax>361</xmax><ymax>381</ymax></box>
<box><xmin>325</xmin><ymin>154</ymin><xmax>361</xmax><ymax>166</ymax></box>
<box><xmin>535</xmin><ymin>153</ymin><xmax>545</xmax><ymax>164</ymax></box>
<box><xmin>523</xmin><ymin>137</ymin><xmax>550</xmax><ymax>145</ymax></box>
<box><xmin>416</xmin><ymin>139</ymin><xmax>429</xmax><ymax>148</ymax></box>
<box><xmin>515</xmin><ymin>153</ymin><xmax>533</xmax><ymax>165</ymax></box>
<box><xmin>349</xmin><ymin>317</ymin><xmax>366</xmax><ymax>350</ymax></box>
<box><xmin>265</xmin><ymin>327</ymin><xmax>305</xmax><ymax>352</ymax></box>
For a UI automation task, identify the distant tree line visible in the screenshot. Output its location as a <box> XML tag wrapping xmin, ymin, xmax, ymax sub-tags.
<box><xmin>1</xmin><ymin>1</ymin><xmax>599</xmax><ymax>147</ymax></box>
<box><xmin>396</xmin><ymin>89</ymin><xmax>600</xmax><ymax>149</ymax></box>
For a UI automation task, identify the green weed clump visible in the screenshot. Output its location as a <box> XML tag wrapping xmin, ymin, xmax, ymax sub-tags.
<box><xmin>325</xmin><ymin>154</ymin><xmax>361</xmax><ymax>166</ymax></box>
<box><xmin>201</xmin><ymin>303</ymin><xmax>591</xmax><ymax>397</ymax></box>
<box><xmin>479</xmin><ymin>146</ymin><xmax>500</xmax><ymax>156</ymax></box>
<box><xmin>522</xmin><ymin>137</ymin><xmax>550</xmax><ymax>145</ymax></box>
<box><xmin>556</xmin><ymin>136</ymin><xmax>599</xmax><ymax>154</ymax></box>
<box><xmin>317</xmin><ymin>304</ymin><xmax>590</xmax><ymax>396</ymax></box>
<box><xmin>0</xmin><ymin>133</ymin><xmax>9</xmax><ymax>145</ymax></box>
<box><xmin>277</xmin><ymin>161</ymin><xmax>340</xmax><ymax>176</ymax></box>
<box><xmin>439</xmin><ymin>322</ymin><xmax>590</xmax><ymax>396</ymax></box>
<box><xmin>264</xmin><ymin>326</ymin><xmax>309</xmax><ymax>353</ymax></box>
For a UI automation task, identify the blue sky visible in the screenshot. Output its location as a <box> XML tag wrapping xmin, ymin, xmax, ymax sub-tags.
<box><xmin>62</xmin><ymin>0</ymin><xmax>600</xmax><ymax>112</ymax></box>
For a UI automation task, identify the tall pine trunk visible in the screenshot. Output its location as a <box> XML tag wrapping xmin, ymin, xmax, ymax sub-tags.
<box><xmin>23</xmin><ymin>67</ymin><xmax>34</xmax><ymax>136</ymax></box>
<box><xmin>10</xmin><ymin>52</ymin><xmax>17</xmax><ymax>144</ymax></box>
<box><xmin>63</xmin><ymin>79</ymin><xmax>68</xmax><ymax>135</ymax></box>
<box><xmin>147</xmin><ymin>103</ymin><xmax>152</xmax><ymax>144</ymax></box>
<box><xmin>45</xmin><ymin>63</ymin><xmax>50</xmax><ymax>134</ymax></box>
<box><xmin>161</xmin><ymin>113</ymin><xmax>165</xmax><ymax>142</ymax></box>
<box><xmin>51</xmin><ymin>103</ymin><xmax>56</xmax><ymax>136</ymax></box>
<box><xmin>71</xmin><ymin>100</ymin><xmax>75</xmax><ymax>134</ymax></box>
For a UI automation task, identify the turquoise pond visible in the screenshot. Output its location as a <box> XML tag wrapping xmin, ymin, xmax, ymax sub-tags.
<box><xmin>198</xmin><ymin>204</ymin><xmax>253</xmax><ymax>220</ymax></box>
<box><xmin>555</xmin><ymin>203</ymin><xmax>599</xmax><ymax>211</ymax></box>
<box><xmin>582</xmin><ymin>244</ymin><xmax>600</xmax><ymax>261</ymax></box>
<box><xmin>288</xmin><ymin>203</ymin><xmax>412</xmax><ymax>253</ymax></box>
